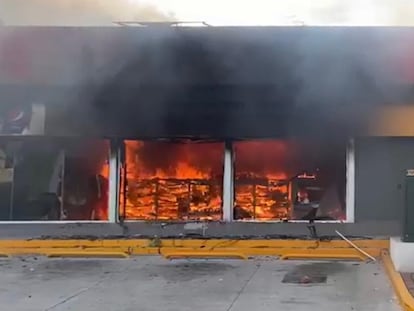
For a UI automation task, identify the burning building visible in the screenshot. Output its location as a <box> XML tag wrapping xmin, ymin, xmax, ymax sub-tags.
<box><xmin>0</xmin><ymin>26</ymin><xmax>412</xmax><ymax>238</ymax></box>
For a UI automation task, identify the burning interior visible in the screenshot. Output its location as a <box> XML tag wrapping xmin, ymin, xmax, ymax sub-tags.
<box><xmin>0</xmin><ymin>136</ymin><xmax>346</xmax><ymax>222</ymax></box>
<box><xmin>120</xmin><ymin>140</ymin><xmax>224</xmax><ymax>221</ymax></box>
<box><xmin>234</xmin><ymin>140</ymin><xmax>346</xmax><ymax>221</ymax></box>
<box><xmin>120</xmin><ymin>139</ymin><xmax>346</xmax><ymax>222</ymax></box>
<box><xmin>0</xmin><ymin>138</ymin><xmax>109</xmax><ymax>221</ymax></box>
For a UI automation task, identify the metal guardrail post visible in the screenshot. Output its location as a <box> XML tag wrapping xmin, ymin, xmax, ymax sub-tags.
<box><xmin>403</xmin><ymin>169</ymin><xmax>414</xmax><ymax>242</ymax></box>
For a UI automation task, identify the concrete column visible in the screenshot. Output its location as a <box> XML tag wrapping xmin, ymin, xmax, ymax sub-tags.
<box><xmin>346</xmin><ymin>138</ymin><xmax>355</xmax><ymax>223</ymax></box>
<box><xmin>222</xmin><ymin>141</ymin><xmax>234</xmax><ymax>222</ymax></box>
<box><xmin>108</xmin><ymin>140</ymin><xmax>121</xmax><ymax>223</ymax></box>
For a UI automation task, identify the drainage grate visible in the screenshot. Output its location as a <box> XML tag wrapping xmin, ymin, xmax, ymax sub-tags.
<box><xmin>282</xmin><ymin>271</ymin><xmax>327</xmax><ymax>284</ymax></box>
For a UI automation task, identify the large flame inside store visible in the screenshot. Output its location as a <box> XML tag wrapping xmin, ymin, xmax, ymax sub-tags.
<box><xmin>120</xmin><ymin>140</ymin><xmax>345</xmax><ymax>221</ymax></box>
<box><xmin>120</xmin><ymin>141</ymin><xmax>224</xmax><ymax>220</ymax></box>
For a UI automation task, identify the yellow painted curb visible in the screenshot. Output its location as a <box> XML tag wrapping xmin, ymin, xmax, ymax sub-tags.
<box><xmin>0</xmin><ymin>239</ymin><xmax>388</xmax><ymax>260</ymax></box>
<box><xmin>162</xmin><ymin>251</ymin><xmax>248</xmax><ymax>260</ymax></box>
<box><xmin>382</xmin><ymin>250</ymin><xmax>414</xmax><ymax>311</ymax></box>
<box><xmin>280</xmin><ymin>251</ymin><xmax>366</xmax><ymax>261</ymax></box>
<box><xmin>0</xmin><ymin>239</ymin><xmax>389</xmax><ymax>249</ymax></box>
<box><xmin>46</xmin><ymin>251</ymin><xmax>129</xmax><ymax>259</ymax></box>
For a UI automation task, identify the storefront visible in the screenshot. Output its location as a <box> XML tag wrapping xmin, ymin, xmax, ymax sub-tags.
<box><xmin>0</xmin><ymin>26</ymin><xmax>412</xmax><ymax>238</ymax></box>
<box><xmin>0</xmin><ymin>137</ymin><xmax>349</xmax><ymax>223</ymax></box>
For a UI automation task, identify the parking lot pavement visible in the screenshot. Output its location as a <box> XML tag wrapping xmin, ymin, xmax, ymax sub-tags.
<box><xmin>0</xmin><ymin>256</ymin><xmax>399</xmax><ymax>311</ymax></box>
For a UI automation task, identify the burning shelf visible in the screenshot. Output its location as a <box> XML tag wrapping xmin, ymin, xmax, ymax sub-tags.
<box><xmin>120</xmin><ymin>140</ymin><xmax>224</xmax><ymax>221</ymax></box>
<box><xmin>234</xmin><ymin>178</ymin><xmax>290</xmax><ymax>220</ymax></box>
<box><xmin>120</xmin><ymin>139</ymin><xmax>345</xmax><ymax>222</ymax></box>
<box><xmin>122</xmin><ymin>178</ymin><xmax>222</xmax><ymax>220</ymax></box>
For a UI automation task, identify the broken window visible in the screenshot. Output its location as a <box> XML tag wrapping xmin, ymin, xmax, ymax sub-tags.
<box><xmin>62</xmin><ymin>140</ymin><xmax>109</xmax><ymax>221</ymax></box>
<box><xmin>120</xmin><ymin>140</ymin><xmax>224</xmax><ymax>221</ymax></box>
<box><xmin>233</xmin><ymin>140</ymin><xmax>346</xmax><ymax>221</ymax></box>
<box><xmin>0</xmin><ymin>138</ymin><xmax>109</xmax><ymax>221</ymax></box>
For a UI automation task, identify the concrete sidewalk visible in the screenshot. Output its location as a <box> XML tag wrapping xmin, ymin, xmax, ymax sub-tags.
<box><xmin>0</xmin><ymin>256</ymin><xmax>399</xmax><ymax>311</ymax></box>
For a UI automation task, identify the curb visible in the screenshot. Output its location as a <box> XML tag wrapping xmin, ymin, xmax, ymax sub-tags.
<box><xmin>0</xmin><ymin>238</ymin><xmax>388</xmax><ymax>260</ymax></box>
<box><xmin>382</xmin><ymin>250</ymin><xmax>414</xmax><ymax>311</ymax></box>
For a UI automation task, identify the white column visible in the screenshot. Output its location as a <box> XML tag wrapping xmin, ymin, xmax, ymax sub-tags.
<box><xmin>108</xmin><ymin>141</ymin><xmax>121</xmax><ymax>223</ymax></box>
<box><xmin>346</xmin><ymin>138</ymin><xmax>355</xmax><ymax>223</ymax></box>
<box><xmin>222</xmin><ymin>141</ymin><xmax>234</xmax><ymax>222</ymax></box>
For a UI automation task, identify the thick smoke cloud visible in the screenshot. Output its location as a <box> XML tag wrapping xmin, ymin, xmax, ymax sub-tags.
<box><xmin>0</xmin><ymin>0</ymin><xmax>177</xmax><ymax>136</ymax></box>
<box><xmin>0</xmin><ymin>1</ymin><xmax>413</xmax><ymax>139</ymax></box>
<box><xmin>88</xmin><ymin>27</ymin><xmax>414</xmax><ymax>139</ymax></box>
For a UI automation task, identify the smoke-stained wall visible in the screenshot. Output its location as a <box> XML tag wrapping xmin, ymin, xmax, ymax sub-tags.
<box><xmin>369</xmin><ymin>105</ymin><xmax>414</xmax><ymax>136</ymax></box>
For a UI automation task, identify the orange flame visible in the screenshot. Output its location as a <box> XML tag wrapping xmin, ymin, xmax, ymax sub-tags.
<box><xmin>121</xmin><ymin>140</ymin><xmax>223</xmax><ymax>220</ymax></box>
<box><xmin>94</xmin><ymin>160</ymin><xmax>109</xmax><ymax>221</ymax></box>
<box><xmin>118</xmin><ymin>139</ymin><xmax>345</xmax><ymax>222</ymax></box>
<box><xmin>234</xmin><ymin>141</ymin><xmax>294</xmax><ymax>220</ymax></box>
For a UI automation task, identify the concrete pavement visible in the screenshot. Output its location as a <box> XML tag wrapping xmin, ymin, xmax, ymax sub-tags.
<box><xmin>0</xmin><ymin>256</ymin><xmax>399</xmax><ymax>311</ymax></box>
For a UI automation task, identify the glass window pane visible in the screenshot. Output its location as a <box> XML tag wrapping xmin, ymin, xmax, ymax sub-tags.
<box><xmin>62</xmin><ymin>140</ymin><xmax>109</xmax><ymax>220</ymax></box>
<box><xmin>0</xmin><ymin>138</ymin><xmax>109</xmax><ymax>221</ymax></box>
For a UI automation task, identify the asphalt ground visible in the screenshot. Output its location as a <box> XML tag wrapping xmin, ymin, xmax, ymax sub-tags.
<box><xmin>0</xmin><ymin>256</ymin><xmax>399</xmax><ymax>311</ymax></box>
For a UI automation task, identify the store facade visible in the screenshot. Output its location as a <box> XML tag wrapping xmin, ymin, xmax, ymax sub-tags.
<box><xmin>0</xmin><ymin>26</ymin><xmax>413</xmax><ymax>238</ymax></box>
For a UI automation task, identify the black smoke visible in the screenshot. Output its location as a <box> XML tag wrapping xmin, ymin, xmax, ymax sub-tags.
<box><xmin>85</xmin><ymin>26</ymin><xmax>414</xmax><ymax>140</ymax></box>
<box><xmin>2</xmin><ymin>26</ymin><xmax>413</xmax><ymax>139</ymax></box>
